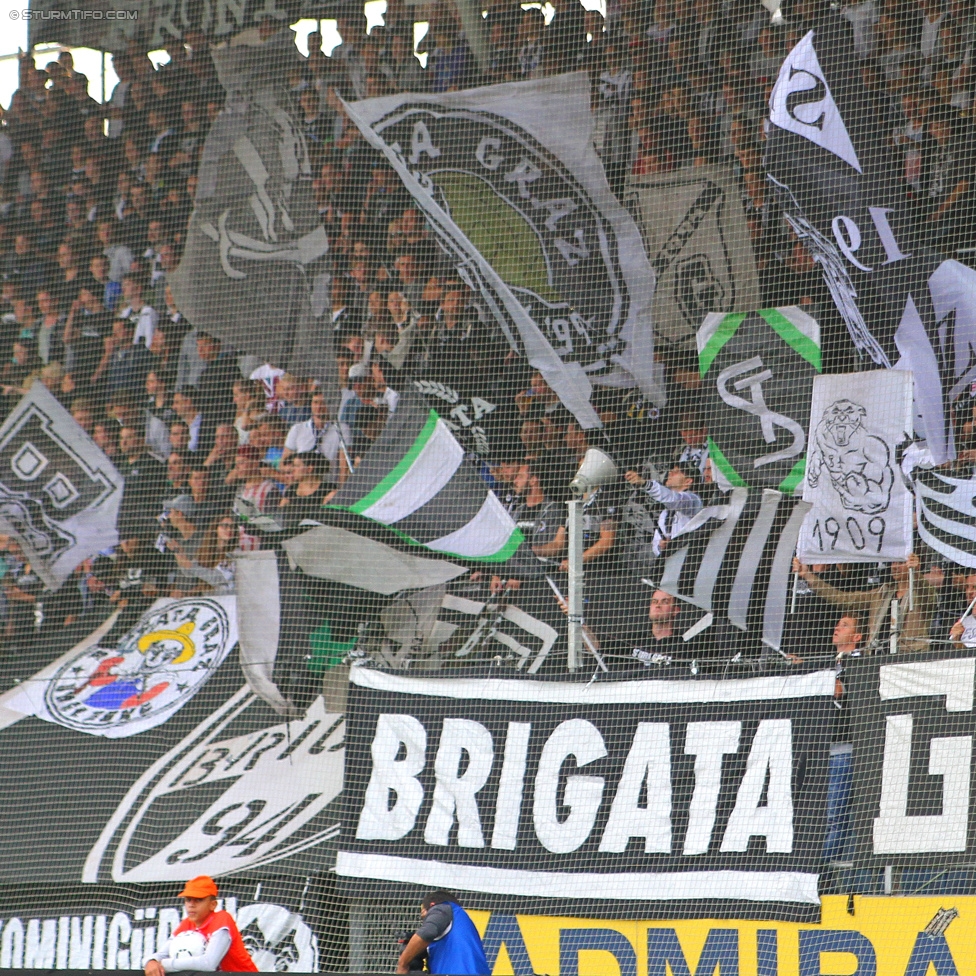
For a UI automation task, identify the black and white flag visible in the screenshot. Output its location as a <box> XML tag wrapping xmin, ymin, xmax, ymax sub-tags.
<box><xmin>657</xmin><ymin>488</ymin><xmax>811</xmax><ymax>652</ymax></box>
<box><xmin>628</xmin><ymin>166</ymin><xmax>761</xmax><ymax>343</ymax></box>
<box><xmin>697</xmin><ymin>308</ymin><xmax>821</xmax><ymax>494</ymax></box>
<box><xmin>765</xmin><ymin>18</ymin><xmax>976</xmax><ymax>464</ymax></box>
<box><xmin>170</xmin><ymin>29</ymin><xmax>337</xmax><ymax>397</ymax></box>
<box><xmin>915</xmin><ymin>468</ymin><xmax>976</xmax><ymax>569</ymax></box>
<box><xmin>339</xmin><ymin>667</ymin><xmax>835</xmax><ymax>920</ymax></box>
<box><xmin>798</xmin><ymin>372</ymin><xmax>913</xmax><ymax>563</ymax></box>
<box><xmin>0</xmin><ymin>384</ymin><xmax>123</xmax><ymax>589</ymax></box>
<box><xmin>327</xmin><ymin>392</ymin><xmax>523</xmax><ymax>564</ymax></box>
<box><xmin>342</xmin><ymin>74</ymin><xmax>662</xmax><ymax>430</ymax></box>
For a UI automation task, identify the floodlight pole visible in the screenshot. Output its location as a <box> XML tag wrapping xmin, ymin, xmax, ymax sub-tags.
<box><xmin>566</xmin><ymin>498</ymin><xmax>584</xmax><ymax>672</ymax></box>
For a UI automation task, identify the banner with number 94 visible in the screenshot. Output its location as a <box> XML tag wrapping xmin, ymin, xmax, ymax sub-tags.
<box><xmin>797</xmin><ymin>371</ymin><xmax>913</xmax><ymax>563</ymax></box>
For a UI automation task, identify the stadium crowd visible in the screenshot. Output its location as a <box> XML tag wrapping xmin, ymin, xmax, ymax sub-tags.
<box><xmin>0</xmin><ymin>0</ymin><xmax>974</xmax><ymax>677</ymax></box>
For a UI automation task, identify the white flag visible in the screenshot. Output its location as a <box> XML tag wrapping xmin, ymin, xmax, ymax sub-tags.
<box><xmin>0</xmin><ymin>384</ymin><xmax>123</xmax><ymax>588</ymax></box>
<box><xmin>798</xmin><ymin>372</ymin><xmax>913</xmax><ymax>563</ymax></box>
<box><xmin>341</xmin><ymin>74</ymin><xmax>661</xmax><ymax>429</ymax></box>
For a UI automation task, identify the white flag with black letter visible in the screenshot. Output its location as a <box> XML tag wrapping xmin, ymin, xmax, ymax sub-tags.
<box><xmin>798</xmin><ymin>372</ymin><xmax>913</xmax><ymax>563</ymax></box>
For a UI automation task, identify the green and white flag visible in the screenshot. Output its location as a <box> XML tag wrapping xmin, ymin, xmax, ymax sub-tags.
<box><xmin>327</xmin><ymin>394</ymin><xmax>523</xmax><ymax>563</ymax></box>
<box><xmin>697</xmin><ymin>307</ymin><xmax>821</xmax><ymax>494</ymax></box>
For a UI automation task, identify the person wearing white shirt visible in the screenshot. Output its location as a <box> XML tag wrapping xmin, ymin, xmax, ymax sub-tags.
<box><xmin>624</xmin><ymin>462</ymin><xmax>704</xmax><ymax>558</ymax></box>
<box><xmin>172</xmin><ymin>389</ymin><xmax>204</xmax><ymax>453</ymax></box>
<box><xmin>282</xmin><ymin>391</ymin><xmax>352</xmax><ymax>468</ymax></box>
<box><xmin>120</xmin><ymin>273</ymin><xmax>158</xmax><ymax>348</ymax></box>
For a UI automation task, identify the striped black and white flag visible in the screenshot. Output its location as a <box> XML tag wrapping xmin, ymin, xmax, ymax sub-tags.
<box><xmin>327</xmin><ymin>393</ymin><xmax>523</xmax><ymax>564</ymax></box>
<box><xmin>658</xmin><ymin>488</ymin><xmax>811</xmax><ymax>651</ymax></box>
<box><xmin>915</xmin><ymin>469</ymin><xmax>976</xmax><ymax>569</ymax></box>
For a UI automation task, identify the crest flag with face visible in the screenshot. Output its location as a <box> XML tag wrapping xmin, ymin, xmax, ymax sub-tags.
<box><xmin>341</xmin><ymin>73</ymin><xmax>663</xmax><ymax>431</ymax></box>
<box><xmin>3</xmin><ymin>597</ymin><xmax>238</xmax><ymax>738</ymax></box>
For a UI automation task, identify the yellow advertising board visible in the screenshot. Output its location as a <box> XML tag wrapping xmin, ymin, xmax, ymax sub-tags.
<box><xmin>471</xmin><ymin>896</ymin><xmax>972</xmax><ymax>975</ymax></box>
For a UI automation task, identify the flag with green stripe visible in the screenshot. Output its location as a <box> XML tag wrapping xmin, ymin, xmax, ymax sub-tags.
<box><xmin>328</xmin><ymin>393</ymin><xmax>523</xmax><ymax>562</ymax></box>
<box><xmin>697</xmin><ymin>307</ymin><xmax>821</xmax><ymax>494</ymax></box>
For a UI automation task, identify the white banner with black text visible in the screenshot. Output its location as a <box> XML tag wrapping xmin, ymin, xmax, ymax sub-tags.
<box><xmin>847</xmin><ymin>649</ymin><xmax>976</xmax><ymax>870</ymax></box>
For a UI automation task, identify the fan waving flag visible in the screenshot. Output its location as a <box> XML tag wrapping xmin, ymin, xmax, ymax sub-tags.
<box><xmin>341</xmin><ymin>73</ymin><xmax>662</xmax><ymax>430</ymax></box>
<box><xmin>765</xmin><ymin>16</ymin><xmax>976</xmax><ymax>464</ymax></box>
<box><xmin>327</xmin><ymin>393</ymin><xmax>523</xmax><ymax>563</ymax></box>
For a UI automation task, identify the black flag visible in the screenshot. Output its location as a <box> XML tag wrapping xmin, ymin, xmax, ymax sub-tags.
<box><xmin>698</xmin><ymin>308</ymin><xmax>821</xmax><ymax>494</ymax></box>
<box><xmin>170</xmin><ymin>29</ymin><xmax>337</xmax><ymax>397</ymax></box>
<box><xmin>765</xmin><ymin>17</ymin><xmax>976</xmax><ymax>464</ymax></box>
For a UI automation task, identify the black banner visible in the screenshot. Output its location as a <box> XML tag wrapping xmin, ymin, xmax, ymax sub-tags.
<box><xmin>848</xmin><ymin>648</ymin><xmax>976</xmax><ymax>870</ymax></box>
<box><xmin>338</xmin><ymin>667</ymin><xmax>836</xmax><ymax>920</ymax></box>
<box><xmin>0</xmin><ymin>604</ymin><xmax>343</xmax><ymax>886</ymax></box>
<box><xmin>0</xmin><ymin>883</ymin><xmax>322</xmax><ymax>972</ymax></box>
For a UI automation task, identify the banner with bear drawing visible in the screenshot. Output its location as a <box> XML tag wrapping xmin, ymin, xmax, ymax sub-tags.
<box><xmin>797</xmin><ymin>372</ymin><xmax>913</xmax><ymax>563</ymax></box>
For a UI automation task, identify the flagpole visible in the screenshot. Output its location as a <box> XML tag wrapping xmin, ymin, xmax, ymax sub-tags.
<box><xmin>565</xmin><ymin>499</ymin><xmax>583</xmax><ymax>672</ymax></box>
<box><xmin>332</xmin><ymin>422</ymin><xmax>355</xmax><ymax>477</ymax></box>
<box><xmin>546</xmin><ymin>576</ymin><xmax>607</xmax><ymax>672</ymax></box>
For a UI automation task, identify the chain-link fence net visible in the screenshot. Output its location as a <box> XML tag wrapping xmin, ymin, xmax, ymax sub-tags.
<box><xmin>1</xmin><ymin>0</ymin><xmax>976</xmax><ymax>968</ymax></box>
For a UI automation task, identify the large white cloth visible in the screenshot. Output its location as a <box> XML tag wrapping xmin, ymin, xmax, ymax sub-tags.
<box><xmin>798</xmin><ymin>371</ymin><xmax>914</xmax><ymax>563</ymax></box>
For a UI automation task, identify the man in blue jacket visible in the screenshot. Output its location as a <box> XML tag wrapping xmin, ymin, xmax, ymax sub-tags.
<box><xmin>395</xmin><ymin>891</ymin><xmax>490</xmax><ymax>975</ymax></box>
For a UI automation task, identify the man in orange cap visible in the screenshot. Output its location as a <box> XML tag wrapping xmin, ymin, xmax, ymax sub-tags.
<box><xmin>144</xmin><ymin>876</ymin><xmax>258</xmax><ymax>974</ymax></box>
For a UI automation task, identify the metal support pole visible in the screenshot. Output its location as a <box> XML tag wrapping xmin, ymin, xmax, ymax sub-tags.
<box><xmin>566</xmin><ymin>499</ymin><xmax>583</xmax><ymax>672</ymax></box>
<box><xmin>101</xmin><ymin>50</ymin><xmax>106</xmax><ymax>104</ymax></box>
